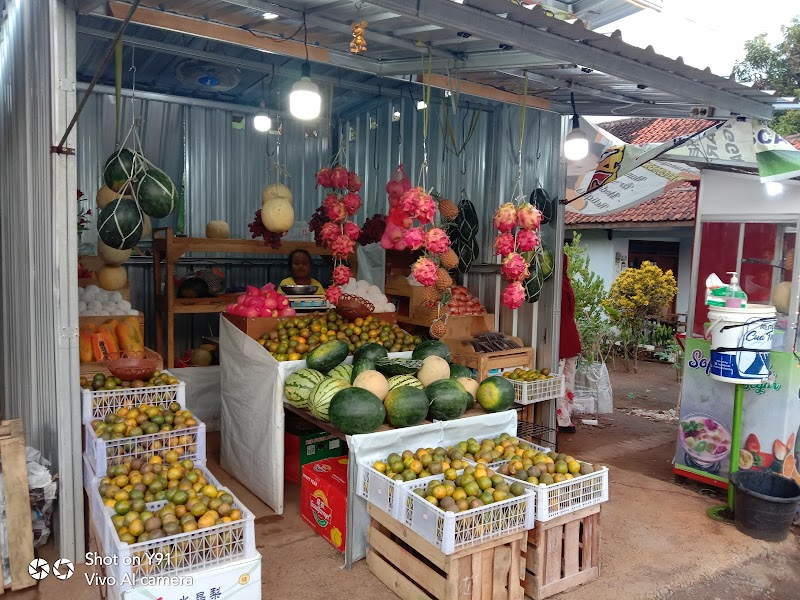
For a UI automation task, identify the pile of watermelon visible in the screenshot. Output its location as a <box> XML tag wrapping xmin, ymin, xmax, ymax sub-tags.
<box><xmin>283</xmin><ymin>339</ymin><xmax>516</xmax><ymax>435</ymax></box>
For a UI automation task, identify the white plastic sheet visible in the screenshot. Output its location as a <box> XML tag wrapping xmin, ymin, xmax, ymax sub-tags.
<box><xmin>356</xmin><ymin>243</ymin><xmax>386</xmax><ymax>292</ymax></box>
<box><xmin>574</xmin><ymin>361</ymin><xmax>614</xmax><ymax>414</ymax></box>
<box><xmin>171</xmin><ymin>366</ymin><xmax>222</xmax><ymax>432</ymax></box>
<box><xmin>345</xmin><ymin>410</ymin><xmax>518</xmax><ymax>567</ymax></box>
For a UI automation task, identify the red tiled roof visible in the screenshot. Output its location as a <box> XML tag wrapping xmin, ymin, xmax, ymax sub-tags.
<box><xmin>786</xmin><ymin>134</ymin><xmax>800</xmax><ymax>151</ymax></box>
<box><xmin>565</xmin><ymin>186</ymin><xmax>697</xmax><ymax>226</ymax></box>
<box><xmin>598</xmin><ymin>117</ymin><xmax>717</xmax><ymax>144</ymax></box>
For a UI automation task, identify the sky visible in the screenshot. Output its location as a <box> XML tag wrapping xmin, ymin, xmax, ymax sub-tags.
<box><xmin>596</xmin><ymin>0</ymin><xmax>797</xmax><ymax>77</ymax></box>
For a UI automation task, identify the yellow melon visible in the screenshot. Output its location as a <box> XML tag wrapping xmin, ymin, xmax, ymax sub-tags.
<box><xmin>260</xmin><ymin>198</ymin><xmax>294</xmax><ymax>233</ymax></box>
<box><xmin>97</xmin><ymin>265</ymin><xmax>128</xmax><ymax>291</ymax></box>
<box><xmin>98</xmin><ymin>241</ymin><xmax>132</xmax><ymax>266</ymax></box>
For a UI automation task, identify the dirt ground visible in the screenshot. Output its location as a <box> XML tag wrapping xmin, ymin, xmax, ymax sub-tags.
<box><xmin>19</xmin><ymin>359</ymin><xmax>800</xmax><ymax>600</ymax></box>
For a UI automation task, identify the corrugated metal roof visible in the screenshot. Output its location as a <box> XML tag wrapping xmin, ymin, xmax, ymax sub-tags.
<box><xmin>73</xmin><ymin>0</ymin><xmax>785</xmax><ymax>120</ymax></box>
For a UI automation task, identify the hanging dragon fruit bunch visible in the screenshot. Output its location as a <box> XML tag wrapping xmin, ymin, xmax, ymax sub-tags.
<box><xmin>314</xmin><ymin>164</ymin><xmax>363</xmax><ymax>302</ymax></box>
<box><xmin>494</xmin><ymin>201</ymin><xmax>543</xmax><ymax>309</ymax></box>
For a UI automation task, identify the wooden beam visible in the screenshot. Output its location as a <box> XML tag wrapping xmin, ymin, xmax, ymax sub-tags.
<box><xmin>107</xmin><ymin>2</ymin><xmax>330</xmax><ymax>64</ymax></box>
<box><xmin>419</xmin><ymin>73</ymin><xmax>551</xmax><ymax>111</ymax></box>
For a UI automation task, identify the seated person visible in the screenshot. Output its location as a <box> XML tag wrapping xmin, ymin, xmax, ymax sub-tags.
<box><xmin>279</xmin><ymin>249</ymin><xmax>325</xmax><ymax>296</ymax></box>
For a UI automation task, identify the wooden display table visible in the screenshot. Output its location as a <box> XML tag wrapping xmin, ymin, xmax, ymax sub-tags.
<box><xmin>152</xmin><ymin>228</ymin><xmax>349</xmax><ymax>368</ymax></box>
<box><xmin>445</xmin><ymin>337</ymin><xmax>534</xmax><ymax>382</ymax></box>
<box><xmin>367</xmin><ymin>504</ymin><xmax>525</xmax><ymax>600</ymax></box>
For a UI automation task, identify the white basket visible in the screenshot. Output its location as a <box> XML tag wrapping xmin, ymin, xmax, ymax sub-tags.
<box><xmin>356</xmin><ymin>461</ymin><xmax>442</xmax><ymax>521</ymax></box>
<box><xmin>507</xmin><ymin>374</ymin><xmax>565</xmax><ymax>406</ymax></box>
<box><xmin>525</xmin><ymin>466</ymin><xmax>609</xmax><ymax>521</ymax></box>
<box><xmin>84</xmin><ymin>418</ymin><xmax>206</xmax><ymax>477</ymax></box>
<box><xmin>81</xmin><ymin>371</ymin><xmax>186</xmax><ymax>423</ymax></box>
<box><xmin>464</xmin><ymin>440</ymin><xmax>552</xmax><ymax>471</ymax></box>
<box><xmin>396</xmin><ymin>472</ymin><xmax>535</xmax><ymax>555</ymax></box>
<box><xmin>90</xmin><ymin>470</ymin><xmax>256</xmax><ymax>594</ymax></box>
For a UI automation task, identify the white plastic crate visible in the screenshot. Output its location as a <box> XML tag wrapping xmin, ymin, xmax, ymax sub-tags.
<box><xmin>464</xmin><ymin>440</ymin><xmax>552</xmax><ymax>471</ymax></box>
<box><xmin>84</xmin><ymin>418</ymin><xmax>206</xmax><ymax>477</ymax></box>
<box><xmin>524</xmin><ymin>466</ymin><xmax>609</xmax><ymax>521</ymax></box>
<box><xmin>507</xmin><ymin>374</ymin><xmax>565</xmax><ymax>405</ymax></box>
<box><xmin>396</xmin><ymin>472</ymin><xmax>535</xmax><ymax>555</ymax></box>
<box><xmin>356</xmin><ymin>461</ymin><xmax>443</xmax><ymax>520</ymax></box>
<box><xmin>91</xmin><ymin>473</ymin><xmax>256</xmax><ymax>594</ymax></box>
<box><xmin>81</xmin><ymin>371</ymin><xmax>186</xmax><ymax>422</ymax></box>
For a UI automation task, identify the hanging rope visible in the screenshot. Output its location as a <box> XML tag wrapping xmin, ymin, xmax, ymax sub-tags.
<box><xmin>115</xmin><ymin>40</ymin><xmax>123</xmax><ymax>148</ymax></box>
<box><xmin>418</xmin><ymin>51</ymin><xmax>433</xmax><ymax>190</ymax></box>
<box><xmin>510</xmin><ymin>73</ymin><xmax>529</xmax><ymax>202</ymax></box>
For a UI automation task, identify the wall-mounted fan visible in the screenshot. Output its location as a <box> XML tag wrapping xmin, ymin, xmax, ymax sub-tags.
<box><xmin>175</xmin><ymin>60</ymin><xmax>242</xmax><ymax>92</ymax></box>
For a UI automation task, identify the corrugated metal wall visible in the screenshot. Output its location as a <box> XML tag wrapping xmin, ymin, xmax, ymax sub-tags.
<box><xmin>0</xmin><ymin>0</ymin><xmax>82</xmax><ymax>559</ymax></box>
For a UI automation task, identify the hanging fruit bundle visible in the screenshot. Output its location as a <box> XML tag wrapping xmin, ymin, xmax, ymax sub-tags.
<box><xmin>447</xmin><ymin>193</ymin><xmax>479</xmax><ymax>275</ymax></box>
<box><xmin>493</xmin><ymin>201</ymin><xmax>544</xmax><ymax>310</ymax></box>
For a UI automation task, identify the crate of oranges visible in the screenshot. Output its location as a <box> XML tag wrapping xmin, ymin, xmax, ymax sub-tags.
<box><xmin>81</xmin><ymin>370</ymin><xmax>186</xmax><ymax>422</ymax></box>
<box><xmin>502</xmin><ymin>368</ymin><xmax>565</xmax><ymax>406</ymax></box>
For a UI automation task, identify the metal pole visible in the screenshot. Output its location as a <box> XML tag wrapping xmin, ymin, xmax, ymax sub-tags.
<box><xmin>728</xmin><ymin>383</ymin><xmax>745</xmax><ymax>511</ymax></box>
<box><xmin>52</xmin><ymin>0</ymin><xmax>141</xmax><ymax>154</ymax></box>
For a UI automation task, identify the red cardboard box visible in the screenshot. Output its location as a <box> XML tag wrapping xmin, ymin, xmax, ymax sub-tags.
<box><xmin>301</xmin><ymin>456</ymin><xmax>348</xmax><ymax>553</ymax></box>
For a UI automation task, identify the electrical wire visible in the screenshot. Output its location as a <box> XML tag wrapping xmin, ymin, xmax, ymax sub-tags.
<box><xmin>245</xmin><ymin>21</ymin><xmax>306</xmax><ymax>43</ymax></box>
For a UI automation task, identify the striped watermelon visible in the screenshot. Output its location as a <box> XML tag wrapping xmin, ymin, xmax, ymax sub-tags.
<box><xmin>137</xmin><ymin>167</ymin><xmax>178</xmax><ymax>218</ymax></box>
<box><xmin>328</xmin><ymin>364</ymin><xmax>353</xmax><ymax>382</ymax></box>
<box><xmin>387</xmin><ymin>375</ymin><xmax>424</xmax><ymax>391</ymax></box>
<box><xmin>284</xmin><ymin>368</ymin><xmax>326</xmax><ymax>408</ymax></box>
<box><xmin>308</xmin><ymin>378</ymin><xmax>350</xmax><ymax>422</ymax></box>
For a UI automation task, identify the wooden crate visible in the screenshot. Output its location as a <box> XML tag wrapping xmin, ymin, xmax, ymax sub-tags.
<box><xmin>224</xmin><ymin>312</ymin><xmax>402</xmax><ymax>341</ymax></box>
<box><xmin>523</xmin><ymin>506</ymin><xmax>601</xmax><ymax>600</ymax></box>
<box><xmin>366</xmin><ymin>504</ymin><xmax>525</xmax><ymax>600</ymax></box>
<box><xmin>444</xmin><ymin>337</ymin><xmax>534</xmax><ymax>382</ymax></box>
<box><xmin>0</xmin><ymin>421</ymin><xmax>36</xmax><ymax>593</ymax></box>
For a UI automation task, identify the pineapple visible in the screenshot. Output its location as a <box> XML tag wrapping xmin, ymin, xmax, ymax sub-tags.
<box><xmin>438</xmin><ymin>198</ymin><xmax>459</xmax><ymax>221</ymax></box>
<box><xmin>435</xmin><ymin>268</ymin><xmax>453</xmax><ymax>290</ymax></box>
<box><xmin>429</xmin><ymin>319</ymin><xmax>447</xmax><ymax>339</ymax></box>
<box><xmin>440</xmin><ymin>248</ymin><xmax>458</xmax><ymax>271</ymax></box>
<box><xmin>423</xmin><ymin>286</ymin><xmax>442</xmax><ymax>305</ymax></box>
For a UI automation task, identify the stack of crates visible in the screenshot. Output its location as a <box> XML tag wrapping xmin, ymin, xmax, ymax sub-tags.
<box><xmin>81</xmin><ymin>372</ymin><xmax>260</xmax><ymax>600</ymax></box>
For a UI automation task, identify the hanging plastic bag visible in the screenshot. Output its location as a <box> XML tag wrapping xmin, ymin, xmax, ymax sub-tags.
<box><xmin>386</xmin><ymin>163</ymin><xmax>411</xmax><ymax>208</ymax></box>
<box><xmin>574</xmin><ymin>361</ymin><xmax>614</xmax><ymax>414</ymax></box>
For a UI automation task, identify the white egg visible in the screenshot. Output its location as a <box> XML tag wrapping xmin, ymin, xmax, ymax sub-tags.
<box><xmin>87</xmin><ymin>300</ymin><xmax>103</xmax><ymax>311</ymax></box>
<box><xmin>118</xmin><ymin>300</ymin><xmax>132</xmax><ymax>311</ymax></box>
<box><xmin>97</xmin><ymin>310</ymin><xmax>111</xmax><ymax>316</ymax></box>
<box><xmin>109</xmin><ymin>291</ymin><xmax>123</xmax><ymax>303</ymax></box>
<box><xmin>385</xmin><ymin>303</ymin><xmax>396</xmax><ymax>312</ymax></box>
<box><xmin>78</xmin><ymin>301</ymin><xmax>87</xmax><ymax>312</ymax></box>
<box><xmin>127</xmin><ymin>309</ymin><xmax>139</xmax><ymax>315</ymax></box>
<box><xmin>85</xmin><ymin>284</ymin><xmax>100</xmax><ymax>294</ymax></box>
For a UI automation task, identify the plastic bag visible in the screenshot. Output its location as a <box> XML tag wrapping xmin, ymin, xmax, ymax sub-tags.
<box><xmin>574</xmin><ymin>361</ymin><xmax>613</xmax><ymax>414</ymax></box>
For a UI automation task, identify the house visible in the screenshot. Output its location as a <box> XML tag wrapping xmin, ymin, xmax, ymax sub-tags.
<box><xmin>565</xmin><ymin>118</ymin><xmax>716</xmax><ymax>317</ymax></box>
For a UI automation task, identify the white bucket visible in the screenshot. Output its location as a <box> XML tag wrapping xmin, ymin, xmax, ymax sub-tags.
<box><xmin>706</xmin><ymin>305</ymin><xmax>776</xmax><ymax>384</ymax></box>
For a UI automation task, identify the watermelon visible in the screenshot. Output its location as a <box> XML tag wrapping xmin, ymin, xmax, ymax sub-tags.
<box><xmin>103</xmin><ymin>149</ymin><xmax>139</xmax><ymax>192</ymax></box>
<box><xmin>353</xmin><ymin>343</ymin><xmax>389</xmax><ymax>363</ymax></box>
<box><xmin>97</xmin><ymin>198</ymin><xmax>144</xmax><ymax>250</ymax></box>
<box><xmin>375</xmin><ymin>358</ymin><xmax>423</xmax><ymax>377</ymax></box>
<box><xmin>384</xmin><ymin>387</ymin><xmax>429</xmax><ymax>428</ymax></box>
<box><xmin>387</xmin><ymin>375</ymin><xmax>424</xmax><ymax>391</ymax></box>
<box><xmin>530</xmin><ymin>186</ymin><xmax>554</xmax><ymax>225</ymax></box>
<box><xmin>539</xmin><ymin>244</ymin><xmax>554</xmax><ymax>281</ymax></box>
<box><xmin>351</xmin><ymin>356</ymin><xmax>375</xmax><ymax>384</ymax></box>
<box><xmin>412</xmin><ymin>340</ymin><xmax>452</xmax><ymax>363</ymax></box>
<box><xmin>449</xmin><ymin>364</ymin><xmax>473</xmax><ymax>379</ymax></box>
<box><xmin>307</xmin><ymin>340</ymin><xmax>349</xmax><ymax>373</ymax></box>
<box><xmin>328</xmin><ymin>387</ymin><xmax>386</xmax><ymax>434</ymax></box>
<box><xmin>328</xmin><ymin>364</ymin><xmax>353</xmax><ymax>382</ymax></box>
<box><xmin>476</xmin><ymin>376</ymin><xmax>515</xmax><ymax>413</ymax></box>
<box><xmin>308</xmin><ymin>378</ymin><xmax>350</xmax><ymax>422</ymax></box>
<box><xmin>426</xmin><ymin>379</ymin><xmax>470</xmax><ymax>421</ymax></box>
<box><xmin>284</xmin><ymin>368</ymin><xmax>326</xmax><ymax>408</ymax></box>
<box><xmin>137</xmin><ymin>167</ymin><xmax>178</xmax><ymax>218</ymax></box>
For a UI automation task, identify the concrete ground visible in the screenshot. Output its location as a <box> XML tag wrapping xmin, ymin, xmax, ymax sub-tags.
<box><xmin>15</xmin><ymin>360</ymin><xmax>800</xmax><ymax>599</ymax></box>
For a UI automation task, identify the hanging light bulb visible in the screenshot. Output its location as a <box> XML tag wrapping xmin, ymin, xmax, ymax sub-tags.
<box><xmin>253</xmin><ymin>100</ymin><xmax>272</xmax><ymax>132</ymax></box>
<box><xmin>564</xmin><ymin>92</ymin><xmax>589</xmax><ymax>161</ymax></box>
<box><xmin>290</xmin><ymin>62</ymin><xmax>321</xmax><ymax>120</ymax></box>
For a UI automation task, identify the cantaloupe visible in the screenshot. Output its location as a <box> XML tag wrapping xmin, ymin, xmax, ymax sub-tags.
<box><xmin>97</xmin><ymin>265</ymin><xmax>128</xmax><ymax>291</ymax></box>
<box><xmin>772</xmin><ymin>281</ymin><xmax>792</xmax><ymax>314</ymax></box>
<box><xmin>206</xmin><ymin>220</ymin><xmax>231</xmax><ymax>239</ymax></box>
<box><xmin>417</xmin><ymin>356</ymin><xmax>451</xmax><ymax>387</ymax></box>
<box><xmin>352</xmin><ymin>370</ymin><xmax>389</xmax><ymax>401</ymax></box>
<box><xmin>98</xmin><ymin>241</ymin><xmax>132</xmax><ymax>266</ymax></box>
<box><xmin>141</xmin><ymin>214</ymin><xmax>152</xmax><ymax>239</ymax></box>
<box><xmin>458</xmin><ymin>377</ymin><xmax>479</xmax><ymax>402</ymax></box>
<box><xmin>261</xmin><ymin>183</ymin><xmax>292</xmax><ymax>205</ymax></box>
<box><xmin>96</xmin><ymin>186</ymin><xmax>120</xmax><ymax>209</ymax></box>
<box><xmin>260</xmin><ymin>198</ymin><xmax>294</xmax><ymax>233</ymax></box>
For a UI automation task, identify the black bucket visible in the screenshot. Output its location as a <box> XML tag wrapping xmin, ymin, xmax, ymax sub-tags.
<box><xmin>730</xmin><ymin>470</ymin><xmax>800</xmax><ymax>542</ymax></box>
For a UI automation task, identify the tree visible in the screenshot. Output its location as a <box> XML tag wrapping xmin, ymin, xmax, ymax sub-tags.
<box><xmin>734</xmin><ymin>17</ymin><xmax>800</xmax><ymax>135</ymax></box>
<box><xmin>564</xmin><ymin>233</ymin><xmax>609</xmax><ymax>363</ymax></box>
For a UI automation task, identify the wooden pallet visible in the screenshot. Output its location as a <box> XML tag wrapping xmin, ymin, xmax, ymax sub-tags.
<box><xmin>0</xmin><ymin>421</ymin><xmax>36</xmax><ymax>593</ymax></box>
<box><xmin>523</xmin><ymin>506</ymin><xmax>600</xmax><ymax>600</ymax></box>
<box><xmin>367</xmin><ymin>504</ymin><xmax>525</xmax><ymax>600</ymax></box>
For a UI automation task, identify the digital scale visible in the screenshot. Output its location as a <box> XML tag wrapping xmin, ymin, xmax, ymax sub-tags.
<box><xmin>287</xmin><ymin>295</ymin><xmax>332</xmax><ymax>312</ymax></box>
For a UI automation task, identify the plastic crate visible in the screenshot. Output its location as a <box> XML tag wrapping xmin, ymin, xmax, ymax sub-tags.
<box><xmin>524</xmin><ymin>466</ymin><xmax>609</xmax><ymax>522</ymax></box>
<box><xmin>356</xmin><ymin>461</ymin><xmax>445</xmax><ymax>520</ymax></box>
<box><xmin>90</xmin><ymin>472</ymin><xmax>256</xmax><ymax>593</ymax></box>
<box><xmin>396</xmin><ymin>472</ymin><xmax>535</xmax><ymax>555</ymax></box>
<box><xmin>508</xmin><ymin>374</ymin><xmax>565</xmax><ymax>406</ymax></box>
<box><xmin>81</xmin><ymin>371</ymin><xmax>186</xmax><ymax>423</ymax></box>
<box><xmin>463</xmin><ymin>440</ymin><xmax>552</xmax><ymax>471</ymax></box>
<box><xmin>84</xmin><ymin>418</ymin><xmax>206</xmax><ymax>477</ymax></box>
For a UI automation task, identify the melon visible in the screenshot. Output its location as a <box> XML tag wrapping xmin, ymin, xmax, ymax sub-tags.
<box><xmin>387</xmin><ymin>375</ymin><xmax>424</xmax><ymax>391</ymax></box>
<box><xmin>137</xmin><ymin>167</ymin><xmax>178</xmax><ymax>218</ymax></box>
<box><xmin>772</xmin><ymin>281</ymin><xmax>792</xmax><ymax>314</ymax></box>
<box><xmin>284</xmin><ymin>368</ymin><xmax>326</xmax><ymax>408</ymax></box>
<box><xmin>103</xmin><ymin>149</ymin><xmax>139</xmax><ymax>192</ymax></box>
<box><xmin>328</xmin><ymin>387</ymin><xmax>386</xmax><ymax>434</ymax></box>
<box><xmin>97</xmin><ymin>198</ymin><xmax>143</xmax><ymax>250</ymax></box>
<box><xmin>458</xmin><ymin>377</ymin><xmax>479</xmax><ymax>405</ymax></box>
<box><xmin>141</xmin><ymin>214</ymin><xmax>152</xmax><ymax>239</ymax></box>
<box><xmin>98</xmin><ymin>241</ymin><xmax>132</xmax><ymax>266</ymax></box>
<box><xmin>327</xmin><ymin>364</ymin><xmax>354</xmax><ymax>382</ymax></box>
<box><xmin>417</xmin><ymin>356</ymin><xmax>450</xmax><ymax>387</ymax></box>
<box><xmin>352</xmin><ymin>370</ymin><xmax>389</xmax><ymax>401</ymax></box>
<box><xmin>206</xmin><ymin>220</ymin><xmax>231</xmax><ymax>239</ymax></box>
<box><xmin>261</xmin><ymin>182</ymin><xmax>293</xmax><ymax>205</ymax></box>
<box><xmin>191</xmin><ymin>348</ymin><xmax>213</xmax><ymax>367</ymax></box>
<box><xmin>96</xmin><ymin>185</ymin><xmax>124</xmax><ymax>209</ymax></box>
<box><xmin>261</xmin><ymin>198</ymin><xmax>294</xmax><ymax>233</ymax></box>
<box><xmin>426</xmin><ymin>379</ymin><xmax>471</xmax><ymax>421</ymax></box>
<box><xmin>308</xmin><ymin>378</ymin><xmax>351</xmax><ymax>422</ymax></box>
<box><xmin>97</xmin><ymin>265</ymin><xmax>128</xmax><ymax>291</ymax></box>
<box><xmin>384</xmin><ymin>386</ymin><xmax>429</xmax><ymax>428</ymax></box>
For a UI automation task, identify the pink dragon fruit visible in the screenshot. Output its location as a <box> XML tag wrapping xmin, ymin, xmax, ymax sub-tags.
<box><xmin>331</xmin><ymin>166</ymin><xmax>349</xmax><ymax>189</ymax></box>
<box><xmin>416</xmin><ymin>195</ymin><xmax>437</xmax><ymax>225</ymax></box>
<box><xmin>516</xmin><ymin>202</ymin><xmax>542</xmax><ymax>230</ymax></box>
<box><xmin>343</xmin><ymin>221</ymin><xmax>361</xmax><ymax>241</ymax></box>
<box><xmin>325</xmin><ymin>201</ymin><xmax>347</xmax><ymax>223</ymax></box>
<box><xmin>494</xmin><ymin>233</ymin><xmax>516</xmax><ymax>256</ymax></box>
<box><xmin>425</xmin><ymin>228</ymin><xmax>451</xmax><ymax>255</ymax></box>
<box><xmin>501</xmin><ymin>281</ymin><xmax>526</xmax><ymax>310</ymax></box>
<box><xmin>331</xmin><ymin>234</ymin><xmax>355</xmax><ymax>259</ymax></box>
<box><xmin>316</xmin><ymin>167</ymin><xmax>333</xmax><ymax>188</ymax></box>
<box><xmin>320</xmin><ymin>221</ymin><xmax>340</xmax><ymax>244</ymax></box>
<box><xmin>403</xmin><ymin>227</ymin><xmax>426</xmax><ymax>251</ymax></box>
<box><xmin>493</xmin><ymin>202</ymin><xmax>518</xmax><ymax>233</ymax></box>
<box><xmin>324</xmin><ymin>193</ymin><xmax>340</xmax><ymax>211</ymax></box>
<box><xmin>516</xmin><ymin>229</ymin><xmax>540</xmax><ymax>252</ymax></box>
<box><xmin>412</xmin><ymin>257</ymin><xmax>439</xmax><ymax>286</ymax></box>
<box><xmin>501</xmin><ymin>252</ymin><xmax>530</xmax><ymax>282</ymax></box>
<box><xmin>326</xmin><ymin>285</ymin><xmax>342</xmax><ymax>304</ymax></box>
<box><xmin>343</xmin><ymin>192</ymin><xmax>362</xmax><ymax>216</ymax></box>
<box><xmin>399</xmin><ymin>188</ymin><xmax>425</xmax><ymax>218</ymax></box>
<box><xmin>348</xmin><ymin>171</ymin><xmax>363</xmax><ymax>192</ymax></box>
<box><xmin>332</xmin><ymin>265</ymin><xmax>352</xmax><ymax>286</ymax></box>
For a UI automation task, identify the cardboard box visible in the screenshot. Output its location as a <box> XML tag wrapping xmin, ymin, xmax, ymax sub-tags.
<box><xmin>285</xmin><ymin>417</ymin><xmax>346</xmax><ymax>484</ymax></box>
<box><xmin>301</xmin><ymin>456</ymin><xmax>349</xmax><ymax>553</ymax></box>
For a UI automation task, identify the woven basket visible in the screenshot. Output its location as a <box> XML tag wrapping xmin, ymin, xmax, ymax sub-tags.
<box><xmin>105</xmin><ymin>349</ymin><xmax>162</xmax><ymax>381</ymax></box>
<box><xmin>336</xmin><ymin>294</ymin><xmax>374</xmax><ymax>320</ymax></box>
